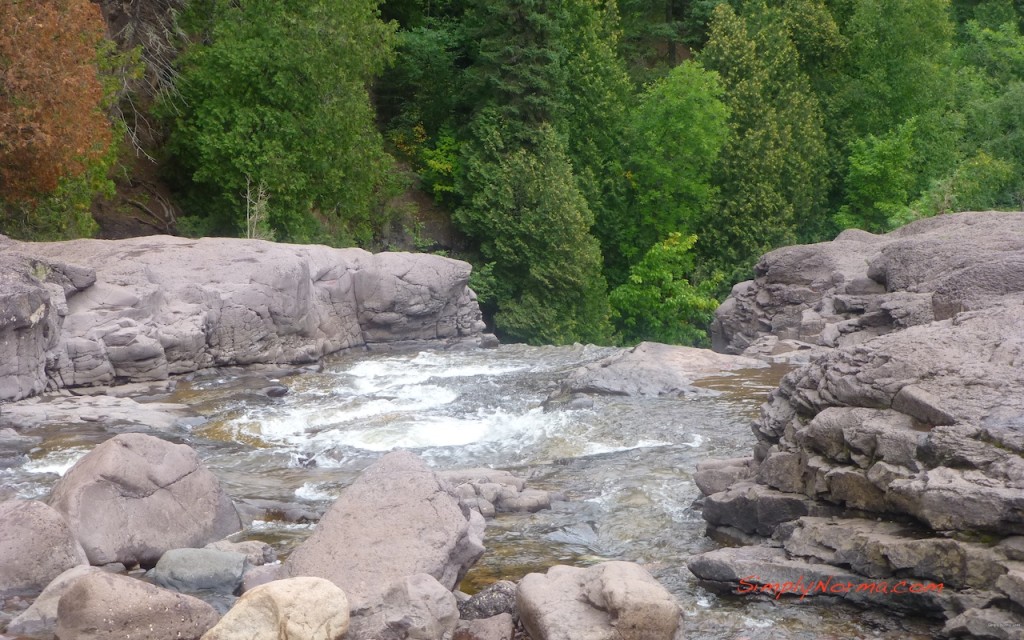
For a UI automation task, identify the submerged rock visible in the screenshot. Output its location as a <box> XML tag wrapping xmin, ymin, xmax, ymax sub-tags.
<box><xmin>48</xmin><ymin>433</ymin><xmax>242</xmax><ymax>567</ymax></box>
<box><xmin>555</xmin><ymin>340</ymin><xmax>766</xmax><ymax>398</ymax></box>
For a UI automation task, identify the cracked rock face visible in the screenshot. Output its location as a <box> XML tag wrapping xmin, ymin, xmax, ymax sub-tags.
<box><xmin>692</xmin><ymin>211</ymin><xmax>1024</xmax><ymax>634</ymax></box>
<box><xmin>48</xmin><ymin>433</ymin><xmax>242</xmax><ymax>567</ymax></box>
<box><xmin>0</xmin><ymin>235</ymin><xmax>487</xmax><ymax>401</ymax></box>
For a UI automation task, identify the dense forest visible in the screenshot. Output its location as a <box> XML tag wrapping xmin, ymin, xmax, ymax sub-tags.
<box><xmin>2</xmin><ymin>0</ymin><xmax>1023</xmax><ymax>345</ymax></box>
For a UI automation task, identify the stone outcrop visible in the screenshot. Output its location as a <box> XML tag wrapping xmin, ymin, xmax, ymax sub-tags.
<box><xmin>48</xmin><ymin>433</ymin><xmax>242</xmax><ymax>567</ymax></box>
<box><xmin>517</xmin><ymin>561</ymin><xmax>683</xmax><ymax>640</ymax></box>
<box><xmin>200</xmin><ymin>577</ymin><xmax>350</xmax><ymax>640</ymax></box>
<box><xmin>554</xmin><ymin>341</ymin><xmax>765</xmax><ymax>398</ymax></box>
<box><xmin>691</xmin><ymin>212</ymin><xmax>1024</xmax><ymax>636</ymax></box>
<box><xmin>284</xmin><ymin>450</ymin><xmax>485</xmax><ymax>638</ymax></box>
<box><xmin>0</xmin><ymin>500</ymin><xmax>88</xmax><ymax>596</ymax></box>
<box><xmin>55</xmin><ymin>572</ymin><xmax>219</xmax><ymax>640</ymax></box>
<box><xmin>0</xmin><ymin>234</ymin><xmax>488</xmax><ymax>401</ymax></box>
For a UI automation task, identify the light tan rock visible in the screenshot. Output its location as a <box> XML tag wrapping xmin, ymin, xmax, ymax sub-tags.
<box><xmin>201</xmin><ymin>577</ymin><xmax>349</xmax><ymax>640</ymax></box>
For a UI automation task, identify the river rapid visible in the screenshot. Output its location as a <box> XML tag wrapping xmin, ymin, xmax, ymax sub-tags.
<box><xmin>2</xmin><ymin>343</ymin><xmax>938</xmax><ymax>639</ymax></box>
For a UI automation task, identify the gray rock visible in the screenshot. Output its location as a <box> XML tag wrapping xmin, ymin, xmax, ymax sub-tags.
<box><xmin>454</xmin><ymin>614</ymin><xmax>514</xmax><ymax>640</ymax></box>
<box><xmin>205</xmin><ymin>539</ymin><xmax>277</xmax><ymax>566</ymax></box>
<box><xmin>0</xmin><ymin>500</ymin><xmax>87</xmax><ymax>596</ymax></box>
<box><xmin>284</xmin><ymin>451</ymin><xmax>484</xmax><ymax>616</ymax></box>
<box><xmin>0</xmin><ymin>237</ymin><xmax>486</xmax><ymax>402</ymax></box>
<box><xmin>378</xmin><ymin>573</ymin><xmax>459</xmax><ymax>640</ymax></box>
<box><xmin>240</xmin><ymin>564</ymin><xmax>283</xmax><ymax>594</ymax></box>
<box><xmin>149</xmin><ymin>548</ymin><xmax>247</xmax><ymax>594</ymax></box>
<box><xmin>55</xmin><ymin>572</ymin><xmax>219</xmax><ymax>640</ymax></box>
<box><xmin>7</xmin><ymin>565</ymin><xmax>103</xmax><ymax>638</ymax></box>
<box><xmin>517</xmin><ymin>561</ymin><xmax>681</xmax><ymax>640</ymax></box>
<box><xmin>943</xmin><ymin>607</ymin><xmax>1024</xmax><ymax>640</ymax></box>
<box><xmin>557</xmin><ymin>341</ymin><xmax>765</xmax><ymax>398</ymax></box>
<box><xmin>48</xmin><ymin>433</ymin><xmax>242</xmax><ymax>566</ymax></box>
<box><xmin>200</xmin><ymin>577</ymin><xmax>350</xmax><ymax>640</ymax></box>
<box><xmin>458</xmin><ymin>581</ymin><xmax>517</xmax><ymax>620</ymax></box>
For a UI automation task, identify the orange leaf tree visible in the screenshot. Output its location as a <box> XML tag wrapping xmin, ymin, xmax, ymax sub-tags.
<box><xmin>0</xmin><ymin>0</ymin><xmax>115</xmax><ymax>238</ymax></box>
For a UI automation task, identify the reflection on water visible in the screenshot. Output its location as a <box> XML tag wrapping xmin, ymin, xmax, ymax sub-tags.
<box><xmin>2</xmin><ymin>344</ymin><xmax>938</xmax><ymax>638</ymax></box>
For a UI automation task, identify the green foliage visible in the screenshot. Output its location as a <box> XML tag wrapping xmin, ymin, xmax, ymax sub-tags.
<box><xmin>699</xmin><ymin>1</ymin><xmax>831</xmax><ymax>281</ymax></box>
<box><xmin>419</xmin><ymin>129</ymin><xmax>461</xmax><ymax>206</ymax></box>
<box><xmin>905</xmin><ymin>150</ymin><xmax>1017</xmax><ymax>223</ymax></box>
<box><xmin>456</xmin><ymin>112</ymin><xmax>613</xmax><ymax>345</ymax></box>
<box><xmin>610</xmin><ymin>233</ymin><xmax>721</xmax><ymax>346</ymax></box>
<box><xmin>835</xmin><ymin>118</ymin><xmax>917</xmax><ymax>232</ymax></box>
<box><xmin>621</xmin><ymin>62</ymin><xmax>729</xmax><ymax>277</ymax></box>
<box><xmin>161</xmin><ymin>0</ymin><xmax>396</xmax><ymax>244</ymax></box>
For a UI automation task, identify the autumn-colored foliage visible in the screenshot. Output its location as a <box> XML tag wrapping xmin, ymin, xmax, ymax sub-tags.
<box><xmin>0</xmin><ymin>0</ymin><xmax>114</xmax><ymax>200</ymax></box>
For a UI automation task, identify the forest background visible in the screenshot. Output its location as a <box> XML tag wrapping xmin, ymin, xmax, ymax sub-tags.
<box><xmin>2</xmin><ymin>0</ymin><xmax>1022</xmax><ymax>346</ymax></box>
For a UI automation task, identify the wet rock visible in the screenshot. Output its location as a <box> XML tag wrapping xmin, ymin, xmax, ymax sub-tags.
<box><xmin>48</xmin><ymin>433</ymin><xmax>242</xmax><ymax>567</ymax></box>
<box><xmin>234</xmin><ymin>497</ymin><xmax>322</xmax><ymax>525</ymax></box>
<box><xmin>56</xmin><ymin>572</ymin><xmax>219</xmax><ymax>640</ymax></box>
<box><xmin>702</xmin><ymin>482</ymin><xmax>842</xmax><ymax>536</ymax></box>
<box><xmin>205</xmin><ymin>540</ymin><xmax>277</xmax><ymax>566</ymax></box>
<box><xmin>694</xmin><ymin>457</ymin><xmax>754</xmax><ymax>497</ymax></box>
<box><xmin>149</xmin><ymin>548</ymin><xmax>247</xmax><ymax>594</ymax></box>
<box><xmin>260</xmin><ymin>384</ymin><xmax>289</xmax><ymax>398</ymax></box>
<box><xmin>0</xmin><ymin>394</ymin><xmax>195</xmax><ymax>431</ymax></box>
<box><xmin>284</xmin><ymin>451</ymin><xmax>484</xmax><ymax>624</ymax></box>
<box><xmin>0</xmin><ymin>500</ymin><xmax>88</xmax><ymax>596</ymax></box>
<box><xmin>517</xmin><ymin>561</ymin><xmax>682</xmax><ymax>640</ymax></box>
<box><xmin>0</xmin><ymin>236</ymin><xmax>486</xmax><ymax>402</ymax></box>
<box><xmin>557</xmin><ymin>341</ymin><xmax>765</xmax><ymax>398</ymax></box>
<box><xmin>240</xmin><ymin>564</ymin><xmax>283</xmax><ymax>594</ymax></box>
<box><xmin>454</xmin><ymin>613</ymin><xmax>515</xmax><ymax>640</ymax></box>
<box><xmin>200</xmin><ymin>577</ymin><xmax>349</xmax><ymax>640</ymax></box>
<box><xmin>458</xmin><ymin>580</ymin><xmax>517</xmax><ymax>620</ymax></box>
<box><xmin>7</xmin><ymin>565</ymin><xmax>104</xmax><ymax>638</ymax></box>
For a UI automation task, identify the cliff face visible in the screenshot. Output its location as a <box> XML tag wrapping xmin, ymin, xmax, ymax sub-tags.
<box><xmin>0</xmin><ymin>235</ymin><xmax>487</xmax><ymax>401</ymax></box>
<box><xmin>689</xmin><ymin>212</ymin><xmax>1024</xmax><ymax>638</ymax></box>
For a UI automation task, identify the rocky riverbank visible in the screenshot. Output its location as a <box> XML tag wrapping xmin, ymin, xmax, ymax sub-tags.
<box><xmin>689</xmin><ymin>211</ymin><xmax>1024</xmax><ymax>639</ymax></box>
<box><xmin>0</xmin><ymin>234</ymin><xmax>491</xmax><ymax>402</ymax></box>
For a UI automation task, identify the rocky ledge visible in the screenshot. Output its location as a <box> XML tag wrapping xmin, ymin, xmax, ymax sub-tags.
<box><xmin>689</xmin><ymin>211</ymin><xmax>1024</xmax><ymax>639</ymax></box>
<box><xmin>0</xmin><ymin>235</ymin><xmax>490</xmax><ymax>402</ymax></box>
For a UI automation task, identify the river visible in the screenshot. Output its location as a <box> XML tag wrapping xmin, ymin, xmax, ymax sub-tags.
<box><xmin>2</xmin><ymin>344</ymin><xmax>938</xmax><ymax>639</ymax></box>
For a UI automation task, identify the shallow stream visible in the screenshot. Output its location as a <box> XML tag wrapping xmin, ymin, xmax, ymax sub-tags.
<box><xmin>2</xmin><ymin>344</ymin><xmax>939</xmax><ymax>639</ymax></box>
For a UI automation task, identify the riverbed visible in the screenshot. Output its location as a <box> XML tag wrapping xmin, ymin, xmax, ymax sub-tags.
<box><xmin>2</xmin><ymin>344</ymin><xmax>939</xmax><ymax>639</ymax></box>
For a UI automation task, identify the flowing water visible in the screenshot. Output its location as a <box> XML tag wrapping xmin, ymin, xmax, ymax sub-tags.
<box><xmin>2</xmin><ymin>344</ymin><xmax>939</xmax><ymax>639</ymax></box>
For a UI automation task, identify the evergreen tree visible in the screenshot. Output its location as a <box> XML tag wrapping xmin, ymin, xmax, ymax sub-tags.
<box><xmin>162</xmin><ymin>0</ymin><xmax>396</xmax><ymax>244</ymax></box>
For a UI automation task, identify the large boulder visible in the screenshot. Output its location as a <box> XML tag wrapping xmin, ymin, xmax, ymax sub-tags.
<box><xmin>149</xmin><ymin>548</ymin><xmax>248</xmax><ymax>594</ymax></box>
<box><xmin>200</xmin><ymin>577</ymin><xmax>349</xmax><ymax>640</ymax></box>
<box><xmin>0</xmin><ymin>235</ymin><xmax>487</xmax><ymax>401</ymax></box>
<box><xmin>284</xmin><ymin>450</ymin><xmax>484</xmax><ymax>634</ymax></box>
<box><xmin>517</xmin><ymin>562</ymin><xmax>682</xmax><ymax>640</ymax></box>
<box><xmin>48</xmin><ymin>433</ymin><xmax>242</xmax><ymax>566</ymax></box>
<box><xmin>55</xmin><ymin>572</ymin><xmax>219</xmax><ymax>640</ymax></box>
<box><xmin>555</xmin><ymin>341</ymin><xmax>766</xmax><ymax>398</ymax></box>
<box><xmin>0</xmin><ymin>500</ymin><xmax>88</xmax><ymax>596</ymax></box>
<box><xmin>693</xmin><ymin>211</ymin><xmax>1024</xmax><ymax>631</ymax></box>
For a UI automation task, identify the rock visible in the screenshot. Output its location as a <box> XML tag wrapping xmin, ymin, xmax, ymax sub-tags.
<box><xmin>149</xmin><ymin>548</ymin><xmax>247</xmax><ymax>594</ymax></box>
<box><xmin>205</xmin><ymin>540</ymin><xmax>277</xmax><ymax>566</ymax></box>
<box><xmin>200</xmin><ymin>577</ymin><xmax>349</xmax><ymax>640</ymax></box>
<box><xmin>943</xmin><ymin>607</ymin><xmax>1024</xmax><ymax>640</ymax></box>
<box><xmin>0</xmin><ymin>236</ymin><xmax>486</xmax><ymax>401</ymax></box>
<box><xmin>260</xmin><ymin>385</ymin><xmax>289</xmax><ymax>398</ymax></box>
<box><xmin>240</xmin><ymin>564</ymin><xmax>283</xmax><ymax>594</ymax></box>
<box><xmin>0</xmin><ymin>394</ymin><xmax>196</xmax><ymax>431</ymax></box>
<box><xmin>378</xmin><ymin>573</ymin><xmax>459</xmax><ymax>640</ymax></box>
<box><xmin>454</xmin><ymin>613</ymin><xmax>515</xmax><ymax>640</ymax></box>
<box><xmin>0</xmin><ymin>500</ymin><xmax>88</xmax><ymax>596</ymax></box>
<box><xmin>693</xmin><ymin>457</ymin><xmax>754</xmax><ymax>497</ymax></box>
<box><xmin>458</xmin><ymin>581</ymin><xmax>517</xmax><ymax>620</ymax></box>
<box><xmin>48</xmin><ymin>433</ymin><xmax>242</xmax><ymax>566</ymax></box>
<box><xmin>517</xmin><ymin>561</ymin><xmax>682</xmax><ymax>640</ymax></box>
<box><xmin>557</xmin><ymin>341</ymin><xmax>766</xmax><ymax>397</ymax></box>
<box><xmin>701</xmin><ymin>482</ymin><xmax>842</xmax><ymax>536</ymax></box>
<box><xmin>284</xmin><ymin>451</ymin><xmax>484</xmax><ymax>617</ymax></box>
<box><xmin>55</xmin><ymin>572</ymin><xmax>219</xmax><ymax>640</ymax></box>
<box><xmin>7</xmin><ymin>565</ymin><xmax>103</xmax><ymax>638</ymax></box>
<box><xmin>437</xmin><ymin>468</ymin><xmax>552</xmax><ymax>517</ymax></box>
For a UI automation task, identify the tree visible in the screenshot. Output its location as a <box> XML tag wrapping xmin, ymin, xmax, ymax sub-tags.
<box><xmin>162</xmin><ymin>0</ymin><xmax>396</xmax><ymax>244</ymax></box>
<box><xmin>621</xmin><ymin>61</ymin><xmax>729</xmax><ymax>279</ymax></box>
<box><xmin>699</xmin><ymin>2</ymin><xmax>831</xmax><ymax>282</ymax></box>
<box><xmin>0</xmin><ymin>0</ymin><xmax>116</xmax><ymax>239</ymax></box>
<box><xmin>456</xmin><ymin>112</ymin><xmax>612</xmax><ymax>344</ymax></box>
<box><xmin>610</xmin><ymin>232</ymin><xmax>721</xmax><ymax>346</ymax></box>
